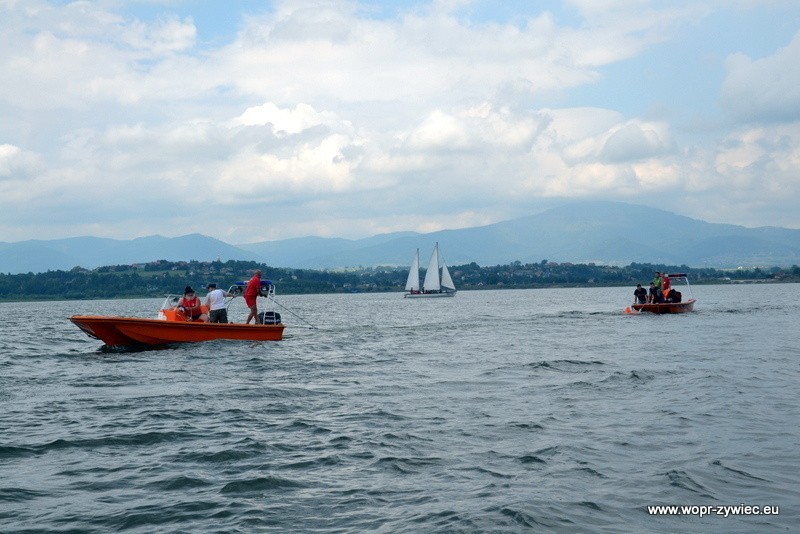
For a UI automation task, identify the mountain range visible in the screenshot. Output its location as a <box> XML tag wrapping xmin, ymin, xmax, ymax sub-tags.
<box><xmin>2</xmin><ymin>201</ymin><xmax>800</xmax><ymax>274</ymax></box>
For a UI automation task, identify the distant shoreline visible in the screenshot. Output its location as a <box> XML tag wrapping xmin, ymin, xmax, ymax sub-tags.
<box><xmin>2</xmin><ymin>278</ymin><xmax>797</xmax><ymax>304</ymax></box>
<box><xmin>2</xmin><ymin>259</ymin><xmax>798</xmax><ymax>303</ymax></box>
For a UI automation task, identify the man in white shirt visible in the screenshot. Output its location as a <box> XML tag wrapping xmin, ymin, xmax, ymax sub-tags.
<box><xmin>205</xmin><ymin>283</ymin><xmax>233</xmax><ymax>323</ymax></box>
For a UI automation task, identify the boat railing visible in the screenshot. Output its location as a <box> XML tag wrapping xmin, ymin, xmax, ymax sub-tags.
<box><xmin>666</xmin><ymin>274</ymin><xmax>694</xmax><ymax>300</ymax></box>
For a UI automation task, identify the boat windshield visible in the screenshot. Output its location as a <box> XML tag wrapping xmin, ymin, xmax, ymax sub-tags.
<box><xmin>161</xmin><ymin>295</ymin><xmax>181</xmax><ymax>310</ymax></box>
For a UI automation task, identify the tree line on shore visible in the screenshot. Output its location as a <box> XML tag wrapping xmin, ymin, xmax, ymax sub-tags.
<box><xmin>1</xmin><ymin>259</ymin><xmax>798</xmax><ymax>301</ymax></box>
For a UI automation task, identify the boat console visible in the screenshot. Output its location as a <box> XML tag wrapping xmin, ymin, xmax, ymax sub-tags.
<box><xmin>228</xmin><ymin>280</ymin><xmax>275</xmax><ymax>298</ymax></box>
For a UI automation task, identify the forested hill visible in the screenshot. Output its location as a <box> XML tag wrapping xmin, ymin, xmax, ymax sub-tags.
<box><xmin>1</xmin><ymin>259</ymin><xmax>798</xmax><ymax>301</ymax></box>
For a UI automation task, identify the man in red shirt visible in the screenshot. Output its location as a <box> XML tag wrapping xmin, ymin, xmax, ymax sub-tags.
<box><xmin>245</xmin><ymin>269</ymin><xmax>261</xmax><ymax>324</ymax></box>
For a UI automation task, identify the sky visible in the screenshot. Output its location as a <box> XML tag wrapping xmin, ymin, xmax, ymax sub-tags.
<box><xmin>1</xmin><ymin>0</ymin><xmax>799</xmax><ymax>244</ymax></box>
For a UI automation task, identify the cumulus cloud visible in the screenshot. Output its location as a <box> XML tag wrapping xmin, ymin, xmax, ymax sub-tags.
<box><xmin>599</xmin><ymin>122</ymin><xmax>672</xmax><ymax>163</ymax></box>
<box><xmin>218</xmin><ymin>0</ymin><xmax>695</xmax><ymax>108</ymax></box>
<box><xmin>721</xmin><ymin>31</ymin><xmax>800</xmax><ymax>123</ymax></box>
<box><xmin>1</xmin><ymin>0</ymin><xmax>799</xmax><ymax>243</ymax></box>
<box><xmin>645</xmin><ymin>120</ymin><xmax>800</xmax><ymax>229</ymax></box>
<box><xmin>0</xmin><ymin>144</ymin><xmax>41</xmax><ymax>178</ymax></box>
<box><xmin>231</xmin><ymin>103</ymin><xmax>345</xmax><ymax>135</ymax></box>
<box><xmin>0</xmin><ymin>2</ymin><xmax>202</xmax><ymax>110</ymax></box>
<box><xmin>121</xmin><ymin>16</ymin><xmax>197</xmax><ymax>55</ymax></box>
<box><xmin>212</xmin><ymin>133</ymin><xmax>363</xmax><ymax>200</ymax></box>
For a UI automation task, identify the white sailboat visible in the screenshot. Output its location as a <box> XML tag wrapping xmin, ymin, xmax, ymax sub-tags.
<box><xmin>404</xmin><ymin>242</ymin><xmax>457</xmax><ymax>298</ymax></box>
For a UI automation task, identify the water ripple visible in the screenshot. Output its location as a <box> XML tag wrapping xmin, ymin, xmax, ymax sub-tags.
<box><xmin>1</xmin><ymin>286</ymin><xmax>798</xmax><ymax>531</ymax></box>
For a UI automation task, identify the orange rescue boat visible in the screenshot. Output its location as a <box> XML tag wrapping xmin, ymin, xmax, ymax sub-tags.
<box><xmin>629</xmin><ymin>299</ymin><xmax>696</xmax><ymax>314</ymax></box>
<box><xmin>71</xmin><ymin>281</ymin><xmax>284</xmax><ymax>347</ymax></box>
<box><xmin>625</xmin><ymin>274</ymin><xmax>697</xmax><ymax>315</ymax></box>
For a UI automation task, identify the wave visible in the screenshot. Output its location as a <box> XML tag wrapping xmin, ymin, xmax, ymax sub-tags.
<box><xmin>280</xmin><ymin>455</ymin><xmax>342</xmax><ymax>469</ymax></box>
<box><xmin>661</xmin><ymin>469</ymin><xmax>716</xmax><ymax>499</ymax></box>
<box><xmin>371</xmin><ymin>456</ymin><xmax>444</xmax><ymax>474</ymax></box>
<box><xmin>0</xmin><ymin>487</ymin><xmax>50</xmax><ymax>503</ymax></box>
<box><xmin>3</xmin><ymin>431</ymin><xmax>202</xmax><ymax>457</ymax></box>
<box><xmin>220</xmin><ymin>476</ymin><xmax>305</xmax><ymax>494</ymax></box>
<box><xmin>710</xmin><ymin>459</ymin><xmax>769</xmax><ymax>482</ymax></box>
<box><xmin>144</xmin><ymin>476</ymin><xmax>214</xmax><ymax>491</ymax></box>
<box><xmin>525</xmin><ymin>359</ymin><xmax>607</xmax><ymax>371</ymax></box>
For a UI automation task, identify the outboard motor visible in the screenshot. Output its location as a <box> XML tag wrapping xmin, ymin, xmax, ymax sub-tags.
<box><xmin>257</xmin><ymin>311</ymin><xmax>282</xmax><ymax>325</ymax></box>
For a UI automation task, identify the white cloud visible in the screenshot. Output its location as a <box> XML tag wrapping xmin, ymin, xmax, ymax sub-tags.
<box><xmin>218</xmin><ymin>0</ymin><xmax>695</xmax><ymax>108</ymax></box>
<box><xmin>721</xmin><ymin>30</ymin><xmax>800</xmax><ymax>123</ymax></box>
<box><xmin>599</xmin><ymin>122</ymin><xmax>672</xmax><ymax>163</ymax></box>
<box><xmin>212</xmin><ymin>133</ymin><xmax>362</xmax><ymax>199</ymax></box>
<box><xmin>231</xmin><ymin>102</ymin><xmax>345</xmax><ymax>135</ymax></box>
<box><xmin>0</xmin><ymin>144</ymin><xmax>41</xmax><ymax>178</ymax></box>
<box><xmin>405</xmin><ymin>110</ymin><xmax>473</xmax><ymax>150</ymax></box>
<box><xmin>1</xmin><ymin>0</ymin><xmax>799</xmax><ymax>244</ymax></box>
<box><xmin>122</xmin><ymin>16</ymin><xmax>197</xmax><ymax>55</ymax></box>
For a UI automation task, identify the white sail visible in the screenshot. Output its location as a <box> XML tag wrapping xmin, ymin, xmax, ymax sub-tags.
<box><xmin>405</xmin><ymin>249</ymin><xmax>420</xmax><ymax>291</ymax></box>
<box><xmin>404</xmin><ymin>242</ymin><xmax>456</xmax><ymax>297</ymax></box>
<box><xmin>440</xmin><ymin>259</ymin><xmax>456</xmax><ymax>290</ymax></box>
<box><xmin>422</xmin><ymin>243</ymin><xmax>441</xmax><ymax>292</ymax></box>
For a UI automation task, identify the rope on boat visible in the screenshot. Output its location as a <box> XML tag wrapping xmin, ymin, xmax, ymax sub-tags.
<box><xmin>270</xmin><ymin>297</ymin><xmax>317</xmax><ymax>329</ymax></box>
<box><xmin>222</xmin><ymin>290</ymin><xmax>317</xmax><ymax>329</ymax></box>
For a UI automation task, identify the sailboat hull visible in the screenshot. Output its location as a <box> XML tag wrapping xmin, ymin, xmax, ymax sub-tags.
<box><xmin>404</xmin><ymin>291</ymin><xmax>456</xmax><ymax>298</ymax></box>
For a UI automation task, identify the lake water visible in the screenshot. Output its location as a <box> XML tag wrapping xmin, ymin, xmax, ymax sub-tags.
<box><xmin>1</xmin><ymin>285</ymin><xmax>798</xmax><ymax>532</ymax></box>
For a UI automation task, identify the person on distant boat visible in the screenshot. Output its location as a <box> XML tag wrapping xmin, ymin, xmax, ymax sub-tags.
<box><xmin>244</xmin><ymin>269</ymin><xmax>262</xmax><ymax>324</ymax></box>
<box><xmin>652</xmin><ymin>272</ymin><xmax>663</xmax><ymax>293</ymax></box>
<box><xmin>661</xmin><ymin>273</ymin><xmax>671</xmax><ymax>299</ymax></box>
<box><xmin>179</xmin><ymin>286</ymin><xmax>208</xmax><ymax>322</ymax></box>
<box><xmin>648</xmin><ymin>282</ymin><xmax>663</xmax><ymax>303</ymax></box>
<box><xmin>205</xmin><ymin>283</ymin><xmax>232</xmax><ymax>323</ymax></box>
<box><xmin>666</xmin><ymin>288</ymin><xmax>681</xmax><ymax>303</ymax></box>
<box><xmin>634</xmin><ymin>284</ymin><xmax>647</xmax><ymax>304</ymax></box>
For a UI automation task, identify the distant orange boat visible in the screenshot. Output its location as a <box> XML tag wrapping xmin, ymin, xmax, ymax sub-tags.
<box><xmin>629</xmin><ymin>299</ymin><xmax>696</xmax><ymax>314</ymax></box>
<box><xmin>625</xmin><ymin>274</ymin><xmax>697</xmax><ymax>315</ymax></box>
<box><xmin>71</xmin><ymin>281</ymin><xmax>284</xmax><ymax>347</ymax></box>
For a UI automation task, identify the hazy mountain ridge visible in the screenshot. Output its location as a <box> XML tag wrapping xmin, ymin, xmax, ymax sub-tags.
<box><xmin>2</xmin><ymin>202</ymin><xmax>799</xmax><ymax>274</ymax></box>
<box><xmin>0</xmin><ymin>233</ymin><xmax>262</xmax><ymax>274</ymax></box>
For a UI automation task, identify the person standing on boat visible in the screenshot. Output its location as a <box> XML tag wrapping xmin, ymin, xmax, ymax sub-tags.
<box><xmin>205</xmin><ymin>283</ymin><xmax>232</xmax><ymax>324</ymax></box>
<box><xmin>634</xmin><ymin>284</ymin><xmax>647</xmax><ymax>304</ymax></box>
<box><xmin>179</xmin><ymin>286</ymin><xmax>208</xmax><ymax>322</ymax></box>
<box><xmin>661</xmin><ymin>273</ymin><xmax>671</xmax><ymax>299</ymax></box>
<box><xmin>652</xmin><ymin>272</ymin><xmax>663</xmax><ymax>294</ymax></box>
<box><xmin>244</xmin><ymin>270</ymin><xmax>262</xmax><ymax>324</ymax></box>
